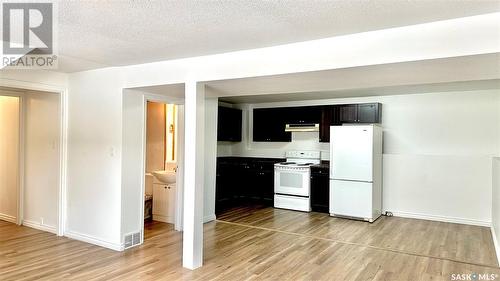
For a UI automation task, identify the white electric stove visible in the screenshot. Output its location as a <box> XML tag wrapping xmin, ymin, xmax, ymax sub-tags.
<box><xmin>274</xmin><ymin>151</ymin><xmax>321</xmax><ymax>212</ymax></box>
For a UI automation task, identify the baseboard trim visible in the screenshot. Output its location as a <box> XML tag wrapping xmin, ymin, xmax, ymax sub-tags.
<box><xmin>22</xmin><ymin>220</ymin><xmax>57</xmax><ymax>234</ymax></box>
<box><xmin>152</xmin><ymin>214</ymin><xmax>174</xmax><ymax>224</ymax></box>
<box><xmin>0</xmin><ymin>213</ymin><xmax>16</xmax><ymax>223</ymax></box>
<box><xmin>491</xmin><ymin>227</ymin><xmax>500</xmax><ymax>266</ymax></box>
<box><xmin>389</xmin><ymin>211</ymin><xmax>491</xmax><ymax>227</ymax></box>
<box><xmin>65</xmin><ymin>230</ymin><xmax>124</xmax><ymax>251</ymax></box>
<box><xmin>204</xmin><ymin>214</ymin><xmax>216</xmax><ymax>223</ymax></box>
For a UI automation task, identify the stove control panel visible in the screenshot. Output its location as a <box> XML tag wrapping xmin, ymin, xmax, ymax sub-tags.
<box><xmin>285</xmin><ymin>151</ymin><xmax>321</xmax><ymax>159</ymax></box>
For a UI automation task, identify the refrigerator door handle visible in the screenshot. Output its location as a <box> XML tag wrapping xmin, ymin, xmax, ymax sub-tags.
<box><xmin>331</xmin><ymin>178</ymin><xmax>373</xmax><ymax>184</ymax></box>
<box><xmin>330</xmin><ymin>126</ymin><xmax>334</xmax><ymax>179</ymax></box>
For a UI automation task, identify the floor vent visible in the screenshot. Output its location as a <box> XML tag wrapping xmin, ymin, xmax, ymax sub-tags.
<box><xmin>124</xmin><ymin>231</ymin><xmax>142</xmax><ymax>249</ymax></box>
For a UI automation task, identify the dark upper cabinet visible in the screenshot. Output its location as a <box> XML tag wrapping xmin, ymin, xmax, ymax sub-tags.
<box><xmin>253</xmin><ymin>103</ymin><xmax>381</xmax><ymax>143</ymax></box>
<box><xmin>310</xmin><ymin>166</ymin><xmax>330</xmax><ymax>213</ymax></box>
<box><xmin>319</xmin><ymin>106</ymin><xmax>341</xmax><ymax>143</ymax></box>
<box><xmin>339</xmin><ymin>103</ymin><xmax>382</xmax><ymax>124</ymax></box>
<box><xmin>285</xmin><ymin>106</ymin><xmax>321</xmax><ymax>124</ymax></box>
<box><xmin>217</xmin><ymin>106</ymin><xmax>242</xmax><ymax>142</ymax></box>
<box><xmin>339</xmin><ymin>104</ymin><xmax>358</xmax><ymax>123</ymax></box>
<box><xmin>253</xmin><ymin>106</ymin><xmax>321</xmax><ymax>142</ymax></box>
<box><xmin>357</xmin><ymin>103</ymin><xmax>381</xmax><ymax>123</ymax></box>
<box><xmin>253</xmin><ymin>108</ymin><xmax>291</xmax><ymax>142</ymax></box>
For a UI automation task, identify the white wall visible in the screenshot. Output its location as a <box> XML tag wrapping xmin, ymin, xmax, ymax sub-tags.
<box><xmin>23</xmin><ymin>91</ymin><xmax>61</xmax><ymax>232</ymax></box>
<box><xmin>121</xmin><ymin>89</ymin><xmax>145</xmax><ymax>242</ymax></box>
<box><xmin>493</xmin><ymin>90</ymin><xmax>500</xmax><ymax>261</ymax></box>
<box><xmin>492</xmin><ymin>158</ymin><xmax>500</xmax><ymax>262</ymax></box>
<box><xmin>0</xmin><ymin>96</ymin><xmax>20</xmax><ymax>223</ymax></box>
<box><xmin>66</xmin><ymin>68</ymin><xmax>125</xmax><ymax>250</ymax></box>
<box><xmin>224</xmin><ymin>90</ymin><xmax>500</xmax><ymax>226</ymax></box>
<box><xmin>204</xmin><ymin>98</ymin><xmax>218</xmax><ymax>222</ymax></box>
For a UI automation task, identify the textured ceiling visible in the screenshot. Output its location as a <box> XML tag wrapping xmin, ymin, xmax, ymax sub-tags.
<box><xmin>55</xmin><ymin>0</ymin><xmax>500</xmax><ymax>72</ymax></box>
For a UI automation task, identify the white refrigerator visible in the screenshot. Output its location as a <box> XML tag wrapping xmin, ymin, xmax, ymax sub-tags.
<box><xmin>329</xmin><ymin>125</ymin><xmax>383</xmax><ymax>222</ymax></box>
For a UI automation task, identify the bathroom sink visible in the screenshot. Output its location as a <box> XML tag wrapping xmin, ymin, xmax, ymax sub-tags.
<box><xmin>152</xmin><ymin>170</ymin><xmax>176</xmax><ymax>184</ymax></box>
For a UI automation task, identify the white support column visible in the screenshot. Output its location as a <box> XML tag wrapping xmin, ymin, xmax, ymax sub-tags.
<box><xmin>182</xmin><ymin>81</ymin><xmax>205</xmax><ymax>269</ymax></box>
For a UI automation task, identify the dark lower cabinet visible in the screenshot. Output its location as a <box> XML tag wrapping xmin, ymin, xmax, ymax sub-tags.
<box><xmin>310</xmin><ymin>166</ymin><xmax>330</xmax><ymax>213</ymax></box>
<box><xmin>216</xmin><ymin>157</ymin><xmax>283</xmax><ymax>214</ymax></box>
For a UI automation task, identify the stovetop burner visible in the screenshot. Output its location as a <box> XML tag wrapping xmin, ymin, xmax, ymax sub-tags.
<box><xmin>276</xmin><ymin>162</ymin><xmax>315</xmax><ymax>167</ymax></box>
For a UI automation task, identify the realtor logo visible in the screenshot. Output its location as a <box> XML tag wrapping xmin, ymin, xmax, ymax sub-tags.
<box><xmin>3</xmin><ymin>2</ymin><xmax>53</xmax><ymax>54</ymax></box>
<box><xmin>2</xmin><ymin>2</ymin><xmax>57</xmax><ymax>68</ymax></box>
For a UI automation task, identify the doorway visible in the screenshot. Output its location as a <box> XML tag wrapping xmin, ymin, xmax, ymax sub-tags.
<box><xmin>0</xmin><ymin>87</ymin><xmax>65</xmax><ymax>236</ymax></box>
<box><xmin>144</xmin><ymin>101</ymin><xmax>181</xmax><ymax>239</ymax></box>
<box><xmin>121</xmin><ymin>85</ymin><xmax>185</xmax><ymax>249</ymax></box>
<box><xmin>0</xmin><ymin>95</ymin><xmax>20</xmax><ymax>225</ymax></box>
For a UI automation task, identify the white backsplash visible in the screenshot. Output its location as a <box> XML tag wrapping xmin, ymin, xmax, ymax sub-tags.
<box><xmin>228</xmin><ymin>131</ymin><xmax>330</xmax><ymax>160</ymax></box>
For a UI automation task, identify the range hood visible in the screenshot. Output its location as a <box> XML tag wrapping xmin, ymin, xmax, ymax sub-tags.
<box><xmin>285</xmin><ymin>123</ymin><xmax>319</xmax><ymax>132</ymax></box>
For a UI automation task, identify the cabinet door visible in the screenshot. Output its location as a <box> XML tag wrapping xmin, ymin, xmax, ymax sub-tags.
<box><xmin>319</xmin><ymin>106</ymin><xmax>340</xmax><ymax>142</ymax></box>
<box><xmin>339</xmin><ymin>104</ymin><xmax>358</xmax><ymax>123</ymax></box>
<box><xmin>253</xmin><ymin>108</ymin><xmax>291</xmax><ymax>142</ymax></box>
<box><xmin>217</xmin><ymin>107</ymin><xmax>242</xmax><ymax>141</ymax></box>
<box><xmin>310</xmin><ymin>169</ymin><xmax>330</xmax><ymax>213</ymax></box>
<box><xmin>152</xmin><ymin>184</ymin><xmax>168</xmax><ymax>216</ymax></box>
<box><xmin>167</xmin><ymin>185</ymin><xmax>176</xmax><ymax>221</ymax></box>
<box><xmin>285</xmin><ymin>106</ymin><xmax>321</xmax><ymax>124</ymax></box>
<box><xmin>216</xmin><ymin>162</ymin><xmax>237</xmax><ymax>214</ymax></box>
<box><xmin>253</xmin><ymin>108</ymin><xmax>269</xmax><ymax>142</ymax></box>
<box><xmin>254</xmin><ymin>169</ymin><xmax>274</xmax><ymax>206</ymax></box>
<box><xmin>319</xmin><ymin>106</ymin><xmax>332</xmax><ymax>143</ymax></box>
<box><xmin>357</xmin><ymin>103</ymin><xmax>381</xmax><ymax>123</ymax></box>
<box><xmin>229</xmin><ymin>108</ymin><xmax>242</xmax><ymax>141</ymax></box>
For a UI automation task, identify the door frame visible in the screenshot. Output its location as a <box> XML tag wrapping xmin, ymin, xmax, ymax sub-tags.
<box><xmin>0</xmin><ymin>78</ymin><xmax>68</xmax><ymax>236</ymax></box>
<box><xmin>140</xmin><ymin>93</ymin><xmax>185</xmax><ymax>243</ymax></box>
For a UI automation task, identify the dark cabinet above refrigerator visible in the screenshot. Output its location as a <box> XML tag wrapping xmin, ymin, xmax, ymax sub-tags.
<box><xmin>339</xmin><ymin>103</ymin><xmax>382</xmax><ymax>124</ymax></box>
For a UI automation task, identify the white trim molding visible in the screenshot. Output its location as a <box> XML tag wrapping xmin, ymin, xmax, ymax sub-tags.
<box><xmin>22</xmin><ymin>220</ymin><xmax>57</xmax><ymax>234</ymax></box>
<box><xmin>0</xmin><ymin>78</ymin><xmax>68</xmax><ymax>237</ymax></box>
<box><xmin>390</xmin><ymin>211</ymin><xmax>491</xmax><ymax>227</ymax></box>
<box><xmin>65</xmin><ymin>230</ymin><xmax>124</xmax><ymax>251</ymax></box>
<box><xmin>204</xmin><ymin>214</ymin><xmax>216</xmax><ymax>223</ymax></box>
<box><xmin>491</xmin><ymin>227</ymin><xmax>500</xmax><ymax>266</ymax></box>
<box><xmin>0</xmin><ymin>213</ymin><xmax>17</xmax><ymax>224</ymax></box>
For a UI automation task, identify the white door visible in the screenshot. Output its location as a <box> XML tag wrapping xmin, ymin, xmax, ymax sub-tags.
<box><xmin>330</xmin><ymin>125</ymin><xmax>373</xmax><ymax>182</ymax></box>
<box><xmin>330</xmin><ymin>180</ymin><xmax>372</xmax><ymax>219</ymax></box>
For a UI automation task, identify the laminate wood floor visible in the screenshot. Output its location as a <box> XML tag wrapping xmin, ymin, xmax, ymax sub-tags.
<box><xmin>1</xmin><ymin>206</ymin><xmax>498</xmax><ymax>281</ymax></box>
<box><xmin>217</xmin><ymin>206</ymin><xmax>499</xmax><ymax>267</ymax></box>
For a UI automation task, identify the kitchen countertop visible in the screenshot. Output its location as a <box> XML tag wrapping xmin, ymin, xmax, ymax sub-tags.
<box><xmin>312</xmin><ymin>161</ymin><xmax>330</xmax><ymax>169</ymax></box>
